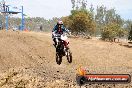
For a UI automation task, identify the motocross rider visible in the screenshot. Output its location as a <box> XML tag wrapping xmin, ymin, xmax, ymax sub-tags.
<box><xmin>52</xmin><ymin>21</ymin><xmax>70</xmax><ymax>49</ymax></box>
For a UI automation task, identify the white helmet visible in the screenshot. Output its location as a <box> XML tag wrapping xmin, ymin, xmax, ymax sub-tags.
<box><xmin>57</xmin><ymin>21</ymin><xmax>63</xmax><ymax>25</ymax></box>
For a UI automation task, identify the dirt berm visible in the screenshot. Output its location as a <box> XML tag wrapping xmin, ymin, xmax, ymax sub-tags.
<box><xmin>0</xmin><ymin>30</ymin><xmax>132</xmax><ymax>88</ymax></box>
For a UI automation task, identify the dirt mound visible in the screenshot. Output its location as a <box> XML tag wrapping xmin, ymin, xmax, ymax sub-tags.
<box><xmin>0</xmin><ymin>30</ymin><xmax>132</xmax><ymax>88</ymax></box>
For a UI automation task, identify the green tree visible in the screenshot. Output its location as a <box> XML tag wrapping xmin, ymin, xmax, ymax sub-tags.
<box><xmin>94</xmin><ymin>6</ymin><xmax>124</xmax><ymax>36</ymax></box>
<box><xmin>62</xmin><ymin>16</ymin><xmax>72</xmax><ymax>29</ymax></box>
<box><xmin>71</xmin><ymin>0</ymin><xmax>75</xmax><ymax>10</ymax></box>
<box><xmin>128</xmin><ymin>25</ymin><xmax>132</xmax><ymax>41</ymax></box>
<box><xmin>69</xmin><ymin>9</ymin><xmax>96</xmax><ymax>35</ymax></box>
<box><xmin>95</xmin><ymin>5</ymin><xmax>106</xmax><ymax>35</ymax></box>
<box><xmin>101</xmin><ymin>23</ymin><xmax>125</xmax><ymax>41</ymax></box>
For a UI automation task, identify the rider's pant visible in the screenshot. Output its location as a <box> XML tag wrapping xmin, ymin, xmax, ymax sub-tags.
<box><xmin>53</xmin><ymin>38</ymin><xmax>57</xmax><ymax>45</ymax></box>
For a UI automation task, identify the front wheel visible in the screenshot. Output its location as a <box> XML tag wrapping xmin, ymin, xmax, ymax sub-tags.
<box><xmin>56</xmin><ymin>53</ymin><xmax>62</xmax><ymax>65</ymax></box>
<box><xmin>66</xmin><ymin>49</ymin><xmax>72</xmax><ymax>63</ymax></box>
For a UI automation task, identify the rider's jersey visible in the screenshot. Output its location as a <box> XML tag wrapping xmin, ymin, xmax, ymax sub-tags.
<box><xmin>52</xmin><ymin>25</ymin><xmax>69</xmax><ymax>34</ymax></box>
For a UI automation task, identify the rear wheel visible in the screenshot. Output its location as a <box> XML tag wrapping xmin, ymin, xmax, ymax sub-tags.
<box><xmin>66</xmin><ymin>49</ymin><xmax>72</xmax><ymax>63</ymax></box>
<box><xmin>56</xmin><ymin>53</ymin><xmax>62</xmax><ymax>65</ymax></box>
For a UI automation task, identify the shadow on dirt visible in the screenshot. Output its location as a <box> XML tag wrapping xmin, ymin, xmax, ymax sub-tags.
<box><xmin>123</xmin><ymin>45</ymin><xmax>132</xmax><ymax>48</ymax></box>
<box><xmin>119</xmin><ymin>43</ymin><xmax>132</xmax><ymax>48</ymax></box>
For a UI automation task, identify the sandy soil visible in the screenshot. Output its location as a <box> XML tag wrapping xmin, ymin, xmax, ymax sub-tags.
<box><xmin>0</xmin><ymin>30</ymin><xmax>132</xmax><ymax>88</ymax></box>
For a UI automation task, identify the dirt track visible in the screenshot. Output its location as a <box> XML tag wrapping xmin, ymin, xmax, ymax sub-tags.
<box><xmin>0</xmin><ymin>30</ymin><xmax>132</xmax><ymax>88</ymax></box>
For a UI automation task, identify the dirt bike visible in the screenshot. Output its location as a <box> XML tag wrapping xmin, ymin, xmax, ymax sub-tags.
<box><xmin>54</xmin><ymin>33</ymin><xmax>72</xmax><ymax>65</ymax></box>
